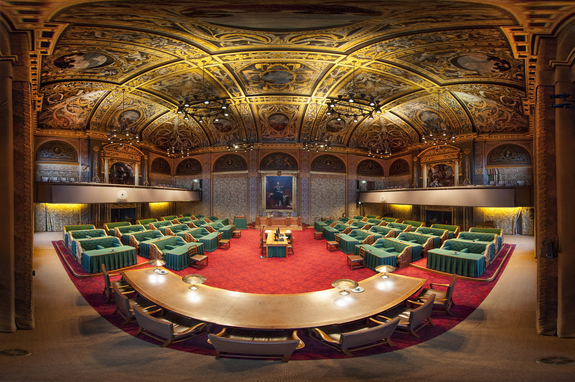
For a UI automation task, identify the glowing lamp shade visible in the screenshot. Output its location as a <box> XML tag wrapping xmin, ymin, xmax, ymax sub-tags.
<box><xmin>375</xmin><ymin>265</ymin><xmax>396</xmax><ymax>279</ymax></box>
<box><xmin>331</xmin><ymin>279</ymin><xmax>359</xmax><ymax>296</ymax></box>
<box><xmin>182</xmin><ymin>274</ymin><xmax>207</xmax><ymax>290</ymax></box>
<box><xmin>149</xmin><ymin>259</ymin><xmax>168</xmax><ymax>275</ymax></box>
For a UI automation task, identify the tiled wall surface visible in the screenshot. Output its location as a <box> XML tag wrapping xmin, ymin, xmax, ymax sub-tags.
<box><xmin>310</xmin><ymin>175</ymin><xmax>346</xmax><ymax>221</ymax></box>
<box><xmin>212</xmin><ymin>175</ymin><xmax>249</xmax><ymax>221</ymax></box>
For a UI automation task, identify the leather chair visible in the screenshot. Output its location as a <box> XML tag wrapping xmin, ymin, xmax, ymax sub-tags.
<box><xmin>208</xmin><ymin>327</ymin><xmax>304</xmax><ymax>363</ymax></box>
<box><xmin>414</xmin><ymin>275</ymin><xmax>457</xmax><ymax>315</ymax></box>
<box><xmin>133</xmin><ymin>304</ymin><xmax>210</xmax><ymax>347</ymax></box>
<box><xmin>102</xmin><ymin>264</ymin><xmax>133</xmax><ymax>303</ymax></box>
<box><xmin>376</xmin><ymin>294</ymin><xmax>435</xmax><ymax>338</ymax></box>
<box><xmin>112</xmin><ymin>283</ymin><xmax>156</xmax><ymax>325</ymax></box>
<box><xmin>309</xmin><ymin>317</ymin><xmax>400</xmax><ymax>356</ymax></box>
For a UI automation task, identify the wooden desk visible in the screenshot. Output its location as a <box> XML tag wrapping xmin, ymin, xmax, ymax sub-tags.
<box><xmin>266</xmin><ymin>233</ymin><xmax>288</xmax><ymax>258</ymax></box>
<box><xmin>121</xmin><ymin>268</ymin><xmax>426</xmax><ymax>330</ymax></box>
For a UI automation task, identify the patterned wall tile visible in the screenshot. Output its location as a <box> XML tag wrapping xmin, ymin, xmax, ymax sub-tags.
<box><xmin>213</xmin><ymin>175</ymin><xmax>249</xmax><ymax>221</ymax></box>
<box><xmin>310</xmin><ymin>175</ymin><xmax>346</xmax><ymax>221</ymax></box>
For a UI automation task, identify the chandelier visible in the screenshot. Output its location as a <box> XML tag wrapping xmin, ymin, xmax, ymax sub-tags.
<box><xmin>326</xmin><ymin>62</ymin><xmax>382</xmax><ymax>122</ymax></box>
<box><xmin>303</xmin><ymin>139</ymin><xmax>331</xmax><ymax>152</ymax></box>
<box><xmin>421</xmin><ymin>91</ymin><xmax>456</xmax><ymax>146</ymax></box>
<box><xmin>176</xmin><ymin>61</ymin><xmax>230</xmax><ymax>123</ymax></box>
<box><xmin>363</xmin><ymin>125</ymin><xmax>410</xmax><ymax>158</ymax></box>
<box><xmin>154</xmin><ymin>125</ymin><xmax>196</xmax><ymax>158</ymax></box>
<box><xmin>107</xmin><ymin>89</ymin><xmax>140</xmax><ymax>146</ymax></box>
<box><xmin>226</xmin><ymin>139</ymin><xmax>254</xmax><ymax>152</ymax></box>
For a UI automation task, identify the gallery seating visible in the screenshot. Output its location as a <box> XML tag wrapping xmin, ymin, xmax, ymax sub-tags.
<box><xmin>337</xmin><ymin>229</ymin><xmax>382</xmax><ymax>254</ymax></box>
<box><xmin>381</xmin><ymin>217</ymin><xmax>399</xmax><ymax>224</ymax></box>
<box><xmin>63</xmin><ymin>224</ymin><xmax>96</xmax><ymax>245</ymax></box>
<box><xmin>402</xmin><ymin>220</ymin><xmax>425</xmax><ymax>228</ymax></box>
<box><xmin>133</xmin><ymin>304</ymin><xmax>210</xmax><ymax>347</ymax></box>
<box><xmin>114</xmin><ymin>224</ymin><xmax>147</xmax><ymax>244</ymax></box>
<box><xmin>149</xmin><ymin>220</ymin><xmax>174</xmax><ymax>234</ymax></box>
<box><xmin>130</xmin><ymin>230</ymin><xmax>164</xmax><ymax>258</ymax></box>
<box><xmin>148</xmin><ymin>236</ymin><xmax>205</xmax><ymax>271</ymax></box>
<box><xmin>188</xmin><ymin>227</ymin><xmax>219</xmax><ymax>252</ymax></box>
<box><xmin>426</xmin><ymin>240</ymin><xmax>491</xmax><ymax>277</ymax></box>
<box><xmin>322</xmin><ymin>223</ymin><xmax>351</xmax><ymax>241</ymax></box>
<box><xmin>375</xmin><ymin>294</ymin><xmax>435</xmax><ymax>338</ymax></box>
<box><xmin>65</xmin><ymin>228</ymin><xmax>106</xmax><ymax>249</ymax></box>
<box><xmin>430</xmin><ymin>224</ymin><xmax>460</xmax><ymax>239</ymax></box>
<box><xmin>160</xmin><ymin>215</ymin><xmax>178</xmax><ymax>222</ymax></box>
<box><xmin>454</xmin><ymin>232</ymin><xmax>499</xmax><ymax>259</ymax></box>
<box><xmin>136</xmin><ymin>218</ymin><xmax>157</xmax><ymax>226</ymax></box>
<box><xmin>208</xmin><ymin>327</ymin><xmax>303</xmax><ymax>363</ymax></box>
<box><xmin>309</xmin><ymin>317</ymin><xmax>400</xmax><ymax>356</ymax></box>
<box><xmin>174</xmin><ymin>217</ymin><xmax>192</xmax><ymax>224</ymax></box>
<box><xmin>164</xmin><ymin>224</ymin><xmax>194</xmax><ymax>237</ymax></box>
<box><xmin>368</xmin><ymin>226</ymin><xmax>396</xmax><ymax>238</ymax></box>
<box><xmin>314</xmin><ymin>219</ymin><xmax>334</xmax><ymax>232</ymax></box>
<box><xmin>414</xmin><ymin>275</ymin><xmax>457</xmax><ymax>315</ymax></box>
<box><xmin>208</xmin><ymin>221</ymin><xmax>234</xmax><ymax>240</ymax></box>
<box><xmin>74</xmin><ymin>236</ymin><xmax>137</xmax><ymax>273</ymax></box>
<box><xmin>441</xmin><ymin>239</ymin><xmax>493</xmax><ymax>263</ymax></box>
<box><xmin>386</xmin><ymin>222</ymin><xmax>412</xmax><ymax>233</ymax></box>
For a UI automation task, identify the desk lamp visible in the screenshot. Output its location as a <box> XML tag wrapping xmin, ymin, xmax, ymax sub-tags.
<box><xmin>182</xmin><ymin>274</ymin><xmax>207</xmax><ymax>290</ymax></box>
<box><xmin>149</xmin><ymin>259</ymin><xmax>167</xmax><ymax>275</ymax></box>
<box><xmin>375</xmin><ymin>264</ymin><xmax>396</xmax><ymax>279</ymax></box>
<box><xmin>332</xmin><ymin>279</ymin><xmax>359</xmax><ymax>296</ymax></box>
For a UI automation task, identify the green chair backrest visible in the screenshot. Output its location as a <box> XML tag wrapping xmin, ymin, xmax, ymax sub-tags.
<box><xmin>64</xmin><ymin>224</ymin><xmax>95</xmax><ymax>232</ymax></box>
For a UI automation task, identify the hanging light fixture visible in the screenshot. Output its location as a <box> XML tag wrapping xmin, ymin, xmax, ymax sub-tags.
<box><xmin>302</xmin><ymin>139</ymin><xmax>331</xmax><ymax>152</ymax></box>
<box><xmin>421</xmin><ymin>91</ymin><xmax>456</xmax><ymax>146</ymax></box>
<box><xmin>176</xmin><ymin>61</ymin><xmax>230</xmax><ymax>123</ymax></box>
<box><xmin>107</xmin><ymin>89</ymin><xmax>140</xmax><ymax>146</ymax></box>
<box><xmin>226</xmin><ymin>139</ymin><xmax>254</xmax><ymax>152</ymax></box>
<box><xmin>325</xmin><ymin>61</ymin><xmax>381</xmax><ymax>121</ymax></box>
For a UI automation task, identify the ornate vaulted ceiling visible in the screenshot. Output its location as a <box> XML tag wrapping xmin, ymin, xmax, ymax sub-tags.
<box><xmin>5</xmin><ymin>0</ymin><xmax>554</xmax><ymax>156</ymax></box>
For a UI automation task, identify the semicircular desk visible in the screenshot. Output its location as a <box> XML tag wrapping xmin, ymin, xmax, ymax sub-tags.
<box><xmin>122</xmin><ymin>268</ymin><xmax>426</xmax><ymax>329</ymax></box>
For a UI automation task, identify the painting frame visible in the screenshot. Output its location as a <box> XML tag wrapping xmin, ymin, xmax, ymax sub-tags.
<box><xmin>262</xmin><ymin>174</ymin><xmax>297</xmax><ymax>214</ymax></box>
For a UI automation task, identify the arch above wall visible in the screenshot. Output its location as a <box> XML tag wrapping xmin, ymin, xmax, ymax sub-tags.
<box><xmin>389</xmin><ymin>159</ymin><xmax>410</xmax><ymax>176</ymax></box>
<box><xmin>310</xmin><ymin>154</ymin><xmax>346</xmax><ymax>173</ymax></box>
<box><xmin>260</xmin><ymin>152</ymin><xmax>298</xmax><ymax>171</ymax></box>
<box><xmin>487</xmin><ymin>144</ymin><xmax>531</xmax><ymax>166</ymax></box>
<box><xmin>357</xmin><ymin>159</ymin><xmax>383</xmax><ymax>176</ymax></box>
<box><xmin>214</xmin><ymin>154</ymin><xmax>247</xmax><ymax>172</ymax></box>
<box><xmin>36</xmin><ymin>140</ymin><xmax>77</xmax><ymax>162</ymax></box>
<box><xmin>176</xmin><ymin>158</ymin><xmax>202</xmax><ymax>175</ymax></box>
<box><xmin>151</xmin><ymin>157</ymin><xmax>171</xmax><ymax>175</ymax></box>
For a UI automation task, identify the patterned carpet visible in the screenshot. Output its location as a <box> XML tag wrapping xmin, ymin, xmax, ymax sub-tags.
<box><xmin>52</xmin><ymin>228</ymin><xmax>515</xmax><ymax>360</ymax></box>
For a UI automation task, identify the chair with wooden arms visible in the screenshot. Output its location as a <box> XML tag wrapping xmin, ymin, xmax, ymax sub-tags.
<box><xmin>309</xmin><ymin>317</ymin><xmax>400</xmax><ymax>357</ymax></box>
<box><xmin>133</xmin><ymin>304</ymin><xmax>210</xmax><ymax>347</ymax></box>
<box><xmin>347</xmin><ymin>246</ymin><xmax>365</xmax><ymax>270</ymax></box>
<box><xmin>102</xmin><ymin>264</ymin><xmax>133</xmax><ymax>303</ymax></box>
<box><xmin>189</xmin><ymin>245</ymin><xmax>208</xmax><ymax>269</ymax></box>
<box><xmin>112</xmin><ymin>283</ymin><xmax>156</xmax><ymax>325</ymax></box>
<box><xmin>414</xmin><ymin>275</ymin><xmax>457</xmax><ymax>315</ymax></box>
<box><xmin>218</xmin><ymin>231</ymin><xmax>230</xmax><ymax>249</ymax></box>
<box><xmin>375</xmin><ymin>294</ymin><xmax>435</xmax><ymax>338</ymax></box>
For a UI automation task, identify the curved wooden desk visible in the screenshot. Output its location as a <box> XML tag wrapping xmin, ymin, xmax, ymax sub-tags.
<box><xmin>121</xmin><ymin>268</ymin><xmax>426</xmax><ymax>329</ymax></box>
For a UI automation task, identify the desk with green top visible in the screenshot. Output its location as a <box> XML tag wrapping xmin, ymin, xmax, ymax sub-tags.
<box><xmin>233</xmin><ymin>216</ymin><xmax>248</xmax><ymax>230</ymax></box>
<box><xmin>426</xmin><ymin>248</ymin><xmax>485</xmax><ymax>277</ymax></box>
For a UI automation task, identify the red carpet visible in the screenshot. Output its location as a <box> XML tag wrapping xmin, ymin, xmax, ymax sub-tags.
<box><xmin>52</xmin><ymin>229</ymin><xmax>515</xmax><ymax>360</ymax></box>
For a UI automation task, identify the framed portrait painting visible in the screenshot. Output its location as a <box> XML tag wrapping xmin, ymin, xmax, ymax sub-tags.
<box><xmin>262</xmin><ymin>175</ymin><xmax>296</xmax><ymax>212</ymax></box>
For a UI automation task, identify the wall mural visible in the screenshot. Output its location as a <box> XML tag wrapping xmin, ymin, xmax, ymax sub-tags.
<box><xmin>151</xmin><ymin>157</ymin><xmax>171</xmax><ymax>175</ymax></box>
<box><xmin>389</xmin><ymin>159</ymin><xmax>410</xmax><ymax>176</ymax></box>
<box><xmin>176</xmin><ymin>158</ymin><xmax>202</xmax><ymax>175</ymax></box>
<box><xmin>213</xmin><ymin>154</ymin><xmax>247</xmax><ymax>172</ymax></box>
<box><xmin>357</xmin><ymin>159</ymin><xmax>383</xmax><ymax>176</ymax></box>
<box><xmin>311</xmin><ymin>154</ymin><xmax>346</xmax><ymax>173</ymax></box>
<box><xmin>260</xmin><ymin>153</ymin><xmax>298</xmax><ymax>171</ymax></box>
<box><xmin>36</xmin><ymin>141</ymin><xmax>78</xmax><ymax>162</ymax></box>
<box><xmin>428</xmin><ymin>164</ymin><xmax>454</xmax><ymax>187</ymax></box>
<box><xmin>109</xmin><ymin>162</ymin><xmax>134</xmax><ymax>185</ymax></box>
<box><xmin>487</xmin><ymin>144</ymin><xmax>531</xmax><ymax>165</ymax></box>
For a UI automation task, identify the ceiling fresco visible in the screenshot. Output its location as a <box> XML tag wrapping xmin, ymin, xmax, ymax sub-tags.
<box><xmin>15</xmin><ymin>0</ymin><xmax>537</xmax><ymax>156</ymax></box>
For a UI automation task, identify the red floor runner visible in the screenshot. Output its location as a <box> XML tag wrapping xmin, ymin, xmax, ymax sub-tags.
<box><xmin>52</xmin><ymin>229</ymin><xmax>515</xmax><ymax>360</ymax></box>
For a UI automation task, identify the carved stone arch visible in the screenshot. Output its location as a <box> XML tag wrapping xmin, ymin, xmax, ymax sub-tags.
<box><xmin>389</xmin><ymin>159</ymin><xmax>410</xmax><ymax>176</ymax></box>
<box><xmin>260</xmin><ymin>152</ymin><xmax>298</xmax><ymax>171</ymax></box>
<box><xmin>151</xmin><ymin>157</ymin><xmax>171</xmax><ymax>175</ymax></box>
<box><xmin>357</xmin><ymin>159</ymin><xmax>383</xmax><ymax>176</ymax></box>
<box><xmin>487</xmin><ymin>143</ymin><xmax>531</xmax><ymax>165</ymax></box>
<box><xmin>176</xmin><ymin>158</ymin><xmax>202</xmax><ymax>175</ymax></box>
<box><xmin>213</xmin><ymin>154</ymin><xmax>247</xmax><ymax>172</ymax></box>
<box><xmin>311</xmin><ymin>154</ymin><xmax>346</xmax><ymax>173</ymax></box>
<box><xmin>36</xmin><ymin>140</ymin><xmax>78</xmax><ymax>162</ymax></box>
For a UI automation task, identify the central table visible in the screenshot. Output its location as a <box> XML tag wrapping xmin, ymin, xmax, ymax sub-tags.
<box><xmin>266</xmin><ymin>233</ymin><xmax>289</xmax><ymax>257</ymax></box>
<box><xmin>121</xmin><ymin>268</ymin><xmax>426</xmax><ymax>329</ymax></box>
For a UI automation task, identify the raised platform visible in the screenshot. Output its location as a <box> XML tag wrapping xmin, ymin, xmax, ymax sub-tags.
<box><xmin>255</xmin><ymin>216</ymin><xmax>303</xmax><ymax>230</ymax></box>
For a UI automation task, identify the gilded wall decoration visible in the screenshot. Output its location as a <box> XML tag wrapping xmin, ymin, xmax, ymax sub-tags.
<box><xmin>151</xmin><ymin>157</ymin><xmax>171</xmax><ymax>175</ymax></box>
<box><xmin>418</xmin><ymin>145</ymin><xmax>461</xmax><ymax>164</ymax></box>
<box><xmin>149</xmin><ymin>202</ymin><xmax>171</xmax><ymax>218</ymax></box>
<box><xmin>487</xmin><ymin>144</ymin><xmax>531</xmax><ymax>165</ymax></box>
<box><xmin>354</xmin><ymin>121</ymin><xmax>414</xmax><ymax>154</ymax></box>
<box><xmin>389</xmin><ymin>159</ymin><xmax>410</xmax><ymax>176</ymax></box>
<box><xmin>260</xmin><ymin>153</ymin><xmax>298</xmax><ymax>171</ymax></box>
<box><xmin>428</xmin><ymin>164</ymin><xmax>454</xmax><ymax>187</ymax></box>
<box><xmin>36</xmin><ymin>140</ymin><xmax>78</xmax><ymax>162</ymax></box>
<box><xmin>109</xmin><ymin>162</ymin><xmax>134</xmax><ymax>185</ymax></box>
<box><xmin>34</xmin><ymin>203</ymin><xmax>88</xmax><ymax>232</ymax></box>
<box><xmin>175</xmin><ymin>158</ymin><xmax>202</xmax><ymax>175</ymax></box>
<box><xmin>213</xmin><ymin>154</ymin><xmax>247</xmax><ymax>172</ymax></box>
<box><xmin>238</xmin><ymin>62</ymin><xmax>321</xmax><ymax>94</ymax></box>
<box><xmin>144</xmin><ymin>69</ymin><xmax>227</xmax><ymax>104</ymax></box>
<box><xmin>258</xmin><ymin>104</ymin><xmax>298</xmax><ymax>141</ymax></box>
<box><xmin>143</xmin><ymin>114</ymin><xmax>209</xmax><ymax>149</ymax></box>
<box><xmin>310</xmin><ymin>175</ymin><xmax>346</xmax><ymax>221</ymax></box>
<box><xmin>357</xmin><ymin>160</ymin><xmax>383</xmax><ymax>177</ymax></box>
<box><xmin>387</xmin><ymin>204</ymin><xmax>413</xmax><ymax>222</ymax></box>
<box><xmin>310</xmin><ymin>155</ymin><xmax>346</xmax><ymax>173</ymax></box>
<box><xmin>361</xmin><ymin>203</ymin><xmax>383</xmax><ymax>218</ymax></box>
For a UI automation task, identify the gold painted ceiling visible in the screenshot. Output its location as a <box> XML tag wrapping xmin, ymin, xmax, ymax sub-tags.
<box><xmin>5</xmin><ymin>0</ymin><xmax>573</xmax><ymax>156</ymax></box>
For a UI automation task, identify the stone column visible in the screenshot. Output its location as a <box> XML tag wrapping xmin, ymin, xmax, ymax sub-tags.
<box><xmin>422</xmin><ymin>163</ymin><xmax>427</xmax><ymax>188</ymax></box>
<box><xmin>454</xmin><ymin>160</ymin><xmax>459</xmax><ymax>186</ymax></box>
<box><xmin>135</xmin><ymin>162</ymin><xmax>140</xmax><ymax>185</ymax></box>
<box><xmin>104</xmin><ymin>157</ymin><xmax>109</xmax><ymax>183</ymax></box>
<box><xmin>0</xmin><ymin>58</ymin><xmax>16</xmax><ymax>332</ymax></box>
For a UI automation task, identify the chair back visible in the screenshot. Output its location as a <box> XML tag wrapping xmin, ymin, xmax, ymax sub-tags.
<box><xmin>113</xmin><ymin>283</ymin><xmax>132</xmax><ymax>317</ymax></box>
<box><xmin>102</xmin><ymin>264</ymin><xmax>113</xmax><ymax>297</ymax></box>
<box><xmin>188</xmin><ymin>246</ymin><xmax>198</xmax><ymax>257</ymax></box>
<box><xmin>445</xmin><ymin>275</ymin><xmax>457</xmax><ymax>303</ymax></box>
<box><xmin>340</xmin><ymin>317</ymin><xmax>400</xmax><ymax>349</ymax></box>
<box><xmin>358</xmin><ymin>246</ymin><xmax>366</xmax><ymax>258</ymax></box>
<box><xmin>133</xmin><ymin>305</ymin><xmax>174</xmax><ymax>339</ymax></box>
<box><xmin>409</xmin><ymin>294</ymin><xmax>435</xmax><ymax>328</ymax></box>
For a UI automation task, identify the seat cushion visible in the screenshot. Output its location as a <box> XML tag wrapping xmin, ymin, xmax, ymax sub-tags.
<box><xmin>384</xmin><ymin>247</ymin><xmax>395</xmax><ymax>253</ymax></box>
<box><xmin>96</xmin><ymin>245</ymin><xmax>105</xmax><ymax>250</ymax></box>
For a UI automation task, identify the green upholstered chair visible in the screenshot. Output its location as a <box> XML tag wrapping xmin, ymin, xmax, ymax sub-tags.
<box><xmin>430</xmin><ymin>224</ymin><xmax>460</xmax><ymax>239</ymax></box>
